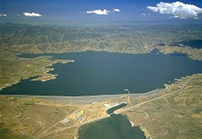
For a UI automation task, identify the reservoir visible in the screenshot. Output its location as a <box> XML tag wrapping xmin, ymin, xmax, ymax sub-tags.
<box><xmin>175</xmin><ymin>39</ymin><xmax>202</xmax><ymax>49</ymax></box>
<box><xmin>0</xmin><ymin>51</ymin><xmax>201</xmax><ymax>96</ymax></box>
<box><xmin>107</xmin><ymin>103</ymin><xmax>128</xmax><ymax>114</ymax></box>
<box><xmin>78</xmin><ymin>103</ymin><xmax>146</xmax><ymax>139</ymax></box>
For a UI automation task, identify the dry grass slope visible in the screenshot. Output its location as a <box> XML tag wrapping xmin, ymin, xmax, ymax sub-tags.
<box><xmin>126</xmin><ymin>74</ymin><xmax>202</xmax><ymax>139</ymax></box>
<box><xmin>0</xmin><ymin>49</ymin><xmax>73</xmax><ymax>90</ymax></box>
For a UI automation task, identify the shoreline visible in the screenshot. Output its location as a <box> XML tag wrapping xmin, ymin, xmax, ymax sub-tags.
<box><xmin>0</xmin><ymin>59</ymin><xmax>74</xmax><ymax>91</ymax></box>
<box><xmin>0</xmin><ymin>89</ymin><xmax>160</xmax><ymax>105</ymax></box>
<box><xmin>1</xmin><ymin>89</ymin><xmax>159</xmax><ymax>99</ymax></box>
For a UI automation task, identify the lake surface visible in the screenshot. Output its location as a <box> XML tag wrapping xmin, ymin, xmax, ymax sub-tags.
<box><xmin>1</xmin><ymin>51</ymin><xmax>202</xmax><ymax>96</ymax></box>
<box><xmin>173</xmin><ymin>39</ymin><xmax>202</xmax><ymax>49</ymax></box>
<box><xmin>107</xmin><ymin>103</ymin><xmax>128</xmax><ymax>114</ymax></box>
<box><xmin>78</xmin><ymin>103</ymin><xmax>146</xmax><ymax>139</ymax></box>
<box><xmin>78</xmin><ymin>114</ymin><xmax>146</xmax><ymax>139</ymax></box>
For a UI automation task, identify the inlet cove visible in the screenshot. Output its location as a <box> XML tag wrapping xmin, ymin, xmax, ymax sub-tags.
<box><xmin>0</xmin><ymin>51</ymin><xmax>201</xmax><ymax>96</ymax></box>
<box><xmin>78</xmin><ymin>103</ymin><xmax>146</xmax><ymax>139</ymax></box>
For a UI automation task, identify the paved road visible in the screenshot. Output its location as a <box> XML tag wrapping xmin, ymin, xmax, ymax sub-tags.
<box><xmin>115</xmin><ymin>76</ymin><xmax>194</xmax><ymax>114</ymax></box>
<box><xmin>37</xmin><ymin>115</ymin><xmax>110</xmax><ymax>139</ymax></box>
<box><xmin>37</xmin><ymin>76</ymin><xmax>193</xmax><ymax>138</ymax></box>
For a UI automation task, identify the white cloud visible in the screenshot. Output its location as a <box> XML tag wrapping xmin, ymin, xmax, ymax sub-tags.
<box><xmin>142</xmin><ymin>13</ymin><xmax>150</xmax><ymax>16</ymax></box>
<box><xmin>23</xmin><ymin>12</ymin><xmax>42</xmax><ymax>17</ymax></box>
<box><xmin>0</xmin><ymin>14</ymin><xmax>7</xmax><ymax>17</ymax></box>
<box><xmin>147</xmin><ymin>1</ymin><xmax>202</xmax><ymax>19</ymax></box>
<box><xmin>86</xmin><ymin>9</ymin><xmax>110</xmax><ymax>15</ymax></box>
<box><xmin>113</xmin><ymin>9</ymin><xmax>121</xmax><ymax>12</ymax></box>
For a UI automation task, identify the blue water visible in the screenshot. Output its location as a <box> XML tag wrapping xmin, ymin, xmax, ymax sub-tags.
<box><xmin>79</xmin><ymin>103</ymin><xmax>146</xmax><ymax>139</ymax></box>
<box><xmin>1</xmin><ymin>51</ymin><xmax>201</xmax><ymax>96</ymax></box>
<box><xmin>173</xmin><ymin>39</ymin><xmax>202</xmax><ymax>49</ymax></box>
<box><xmin>78</xmin><ymin>114</ymin><xmax>146</xmax><ymax>139</ymax></box>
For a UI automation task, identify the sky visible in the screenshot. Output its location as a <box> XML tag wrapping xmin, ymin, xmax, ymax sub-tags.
<box><xmin>0</xmin><ymin>0</ymin><xmax>202</xmax><ymax>23</ymax></box>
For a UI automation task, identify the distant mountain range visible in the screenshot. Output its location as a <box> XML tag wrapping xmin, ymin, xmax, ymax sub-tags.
<box><xmin>0</xmin><ymin>23</ymin><xmax>201</xmax><ymax>54</ymax></box>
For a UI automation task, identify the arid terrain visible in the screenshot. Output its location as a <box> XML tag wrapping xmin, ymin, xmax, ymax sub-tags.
<box><xmin>1</xmin><ymin>73</ymin><xmax>201</xmax><ymax>139</ymax></box>
<box><xmin>0</xmin><ymin>22</ymin><xmax>202</xmax><ymax>139</ymax></box>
